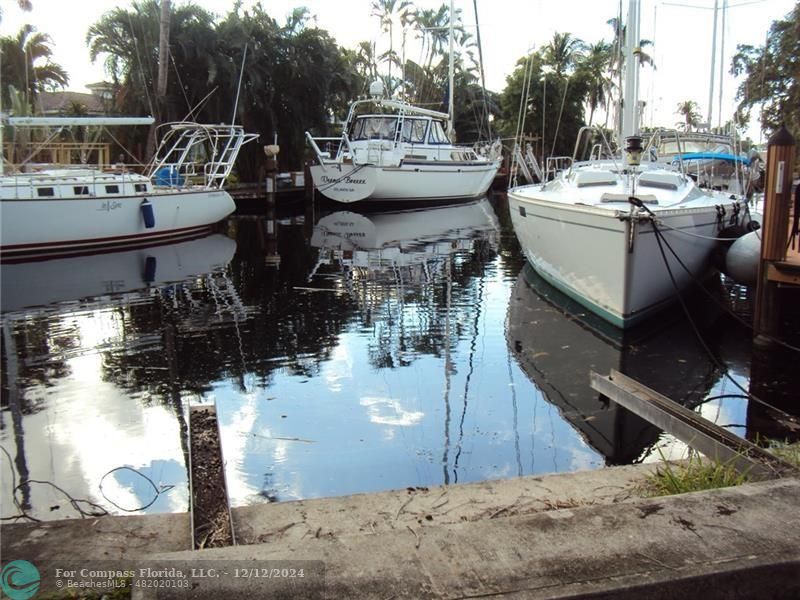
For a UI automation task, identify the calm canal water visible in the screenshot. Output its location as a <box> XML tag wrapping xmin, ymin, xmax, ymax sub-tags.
<box><xmin>0</xmin><ymin>193</ymin><xmax>787</xmax><ymax>521</ymax></box>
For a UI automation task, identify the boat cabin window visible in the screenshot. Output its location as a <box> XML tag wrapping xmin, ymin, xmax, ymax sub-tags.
<box><xmin>351</xmin><ymin>116</ymin><xmax>398</xmax><ymax>141</ymax></box>
<box><xmin>134</xmin><ymin>183</ymin><xmax>148</xmax><ymax>192</ymax></box>
<box><xmin>450</xmin><ymin>150</ymin><xmax>478</xmax><ymax>161</ymax></box>
<box><xmin>428</xmin><ymin>121</ymin><xmax>450</xmax><ymax>144</ymax></box>
<box><xmin>36</xmin><ymin>187</ymin><xmax>55</xmax><ymax>197</ymax></box>
<box><xmin>105</xmin><ymin>184</ymin><xmax>120</xmax><ymax>194</ymax></box>
<box><xmin>401</xmin><ymin>119</ymin><xmax>428</xmax><ymax>143</ymax></box>
<box><xmin>73</xmin><ymin>185</ymin><xmax>90</xmax><ymax>195</ymax></box>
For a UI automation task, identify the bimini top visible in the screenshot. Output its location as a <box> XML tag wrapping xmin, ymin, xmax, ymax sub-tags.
<box><xmin>674</xmin><ymin>152</ymin><xmax>750</xmax><ymax>165</ymax></box>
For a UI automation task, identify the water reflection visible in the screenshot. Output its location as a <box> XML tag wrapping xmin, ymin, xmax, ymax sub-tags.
<box><xmin>507</xmin><ymin>265</ymin><xmax>725</xmax><ymax>464</ymax></box>
<box><xmin>2</xmin><ymin>195</ymin><xmax>787</xmax><ymax>521</ymax></box>
<box><xmin>1</xmin><ymin>234</ymin><xmax>239</xmax><ymax>520</ymax></box>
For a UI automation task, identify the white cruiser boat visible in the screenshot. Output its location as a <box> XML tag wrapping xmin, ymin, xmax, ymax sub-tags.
<box><xmin>306</xmin><ymin>81</ymin><xmax>501</xmax><ymax>204</ymax></box>
<box><xmin>1</xmin><ymin>118</ymin><xmax>257</xmax><ymax>260</ymax></box>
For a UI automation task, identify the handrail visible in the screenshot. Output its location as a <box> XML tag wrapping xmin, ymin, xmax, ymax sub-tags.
<box><xmin>305</xmin><ymin>132</ymin><xmax>334</xmax><ymax>170</ymax></box>
<box><xmin>566</xmin><ymin>126</ymin><xmax>619</xmax><ymax>177</ymax></box>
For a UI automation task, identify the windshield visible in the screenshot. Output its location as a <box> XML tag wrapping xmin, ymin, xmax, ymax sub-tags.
<box><xmin>401</xmin><ymin>118</ymin><xmax>428</xmax><ymax>143</ymax></box>
<box><xmin>351</xmin><ymin>117</ymin><xmax>398</xmax><ymax>141</ymax></box>
<box><xmin>428</xmin><ymin>120</ymin><xmax>450</xmax><ymax>144</ymax></box>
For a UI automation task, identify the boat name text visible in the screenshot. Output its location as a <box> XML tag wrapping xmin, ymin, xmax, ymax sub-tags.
<box><xmin>321</xmin><ymin>175</ymin><xmax>366</xmax><ymax>185</ymax></box>
<box><xmin>98</xmin><ymin>200</ymin><xmax>123</xmax><ymax>212</ymax></box>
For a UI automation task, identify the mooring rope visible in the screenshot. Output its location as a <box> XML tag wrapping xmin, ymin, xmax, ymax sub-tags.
<box><xmin>646</xmin><ymin>215</ymin><xmax>799</xmax><ymax>426</ymax></box>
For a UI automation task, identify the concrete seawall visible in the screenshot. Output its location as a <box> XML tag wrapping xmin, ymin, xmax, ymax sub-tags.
<box><xmin>3</xmin><ymin>465</ymin><xmax>799</xmax><ymax>598</ymax></box>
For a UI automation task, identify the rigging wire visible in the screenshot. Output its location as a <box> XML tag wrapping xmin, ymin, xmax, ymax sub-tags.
<box><xmin>126</xmin><ymin>11</ymin><xmax>156</xmax><ymax>119</ymax></box>
<box><xmin>168</xmin><ymin>48</ymin><xmax>192</xmax><ymax>118</ymax></box>
<box><xmin>631</xmin><ymin>202</ymin><xmax>800</xmax><ymax>425</ymax></box>
<box><xmin>647</xmin><ymin>212</ymin><xmax>800</xmax><ymax>354</ymax></box>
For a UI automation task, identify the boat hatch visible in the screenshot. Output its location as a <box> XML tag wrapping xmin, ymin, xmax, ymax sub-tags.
<box><xmin>601</xmin><ymin>192</ymin><xmax>657</xmax><ymax>204</ymax></box>
<box><xmin>573</xmin><ymin>171</ymin><xmax>618</xmax><ymax>188</ymax></box>
<box><xmin>638</xmin><ymin>172</ymin><xmax>683</xmax><ymax>191</ymax></box>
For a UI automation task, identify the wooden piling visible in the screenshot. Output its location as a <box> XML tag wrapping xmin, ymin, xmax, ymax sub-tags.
<box><xmin>754</xmin><ymin>125</ymin><xmax>796</xmax><ymax>341</ymax></box>
<box><xmin>264</xmin><ymin>144</ymin><xmax>279</xmax><ymax>207</ymax></box>
<box><xmin>304</xmin><ymin>159</ymin><xmax>315</xmax><ymax>203</ymax></box>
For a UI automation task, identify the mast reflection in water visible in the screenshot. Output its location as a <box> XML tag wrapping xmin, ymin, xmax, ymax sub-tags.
<box><xmin>0</xmin><ymin>195</ymin><xmax>760</xmax><ymax>519</ymax></box>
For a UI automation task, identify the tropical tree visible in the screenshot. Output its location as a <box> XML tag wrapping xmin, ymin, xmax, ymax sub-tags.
<box><xmin>497</xmin><ymin>44</ymin><xmax>589</xmax><ymax>160</ymax></box>
<box><xmin>352</xmin><ymin>40</ymin><xmax>379</xmax><ymax>84</ymax></box>
<box><xmin>86</xmin><ymin>0</ymin><xmax>217</xmax><ymax>121</ymax></box>
<box><xmin>578</xmin><ymin>40</ymin><xmax>614</xmax><ymax>126</ymax></box>
<box><xmin>0</xmin><ymin>25</ymin><xmax>68</xmax><ymax>108</ymax></box>
<box><xmin>604</xmin><ymin>16</ymin><xmax>655</xmax><ymax>130</ymax></box>
<box><xmin>370</xmin><ymin>0</ymin><xmax>413</xmax><ymax>88</ymax></box>
<box><xmin>731</xmin><ymin>3</ymin><xmax>799</xmax><ymax>137</ymax></box>
<box><xmin>676</xmin><ymin>100</ymin><xmax>702</xmax><ymax>131</ymax></box>
<box><xmin>544</xmin><ymin>32</ymin><xmax>585</xmax><ymax>76</ymax></box>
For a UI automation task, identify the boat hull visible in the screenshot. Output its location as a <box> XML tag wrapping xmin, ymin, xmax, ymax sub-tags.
<box><xmin>1</xmin><ymin>188</ymin><xmax>235</xmax><ymax>260</ymax></box>
<box><xmin>508</xmin><ymin>192</ymin><xmax>724</xmax><ymax>328</ymax></box>
<box><xmin>309</xmin><ymin>160</ymin><xmax>500</xmax><ymax>203</ymax></box>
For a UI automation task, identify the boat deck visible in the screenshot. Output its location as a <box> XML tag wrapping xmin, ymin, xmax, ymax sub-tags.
<box><xmin>767</xmin><ymin>204</ymin><xmax>800</xmax><ymax>285</ymax></box>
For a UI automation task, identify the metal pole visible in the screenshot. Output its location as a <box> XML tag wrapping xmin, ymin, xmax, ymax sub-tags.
<box><xmin>717</xmin><ymin>0</ymin><xmax>727</xmax><ymax>129</ymax></box>
<box><xmin>447</xmin><ymin>0</ymin><xmax>455</xmax><ymax>139</ymax></box>
<box><xmin>707</xmin><ymin>0</ymin><xmax>718</xmax><ymax>126</ymax></box>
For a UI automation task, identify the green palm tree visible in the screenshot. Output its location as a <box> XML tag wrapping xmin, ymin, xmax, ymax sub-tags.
<box><xmin>354</xmin><ymin>40</ymin><xmax>379</xmax><ymax>83</ymax></box>
<box><xmin>544</xmin><ymin>32</ymin><xmax>585</xmax><ymax>75</ymax></box>
<box><xmin>605</xmin><ymin>16</ymin><xmax>655</xmax><ymax>122</ymax></box>
<box><xmin>579</xmin><ymin>40</ymin><xmax>614</xmax><ymax>126</ymax></box>
<box><xmin>676</xmin><ymin>100</ymin><xmax>702</xmax><ymax>131</ymax></box>
<box><xmin>87</xmin><ymin>0</ymin><xmax>217</xmax><ymax>120</ymax></box>
<box><xmin>1</xmin><ymin>25</ymin><xmax>68</xmax><ymax>108</ymax></box>
<box><xmin>370</xmin><ymin>0</ymin><xmax>413</xmax><ymax>86</ymax></box>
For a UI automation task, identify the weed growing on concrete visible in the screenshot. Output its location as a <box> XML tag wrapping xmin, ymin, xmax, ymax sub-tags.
<box><xmin>643</xmin><ymin>450</ymin><xmax>749</xmax><ymax>497</ymax></box>
<box><xmin>767</xmin><ymin>440</ymin><xmax>800</xmax><ymax>467</ymax></box>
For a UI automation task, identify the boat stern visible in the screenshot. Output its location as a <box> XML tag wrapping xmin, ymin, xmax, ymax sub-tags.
<box><xmin>309</xmin><ymin>163</ymin><xmax>377</xmax><ymax>203</ymax></box>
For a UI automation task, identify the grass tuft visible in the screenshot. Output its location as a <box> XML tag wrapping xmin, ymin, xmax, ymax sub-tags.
<box><xmin>643</xmin><ymin>449</ymin><xmax>749</xmax><ymax>497</ymax></box>
<box><xmin>767</xmin><ymin>440</ymin><xmax>800</xmax><ymax>468</ymax></box>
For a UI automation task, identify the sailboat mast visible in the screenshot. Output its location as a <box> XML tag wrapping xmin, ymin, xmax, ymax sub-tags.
<box><xmin>621</xmin><ymin>0</ymin><xmax>641</xmax><ymax>139</ymax></box>
<box><xmin>707</xmin><ymin>0</ymin><xmax>719</xmax><ymax>127</ymax></box>
<box><xmin>447</xmin><ymin>0</ymin><xmax>455</xmax><ymax>139</ymax></box>
<box><xmin>717</xmin><ymin>0</ymin><xmax>727</xmax><ymax>129</ymax></box>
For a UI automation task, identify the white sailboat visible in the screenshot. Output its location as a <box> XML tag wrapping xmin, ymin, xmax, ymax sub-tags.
<box><xmin>305</xmin><ymin>1</ymin><xmax>501</xmax><ymax>204</ymax></box>
<box><xmin>507</xmin><ymin>0</ymin><xmax>752</xmax><ymax>328</ymax></box>
<box><xmin>1</xmin><ymin>118</ymin><xmax>257</xmax><ymax>260</ymax></box>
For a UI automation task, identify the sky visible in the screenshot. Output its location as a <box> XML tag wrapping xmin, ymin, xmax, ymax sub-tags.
<box><xmin>1</xmin><ymin>0</ymin><xmax>795</xmax><ymax>141</ymax></box>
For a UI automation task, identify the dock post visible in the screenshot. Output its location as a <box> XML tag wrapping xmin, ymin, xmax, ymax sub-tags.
<box><xmin>304</xmin><ymin>160</ymin><xmax>315</xmax><ymax>202</ymax></box>
<box><xmin>754</xmin><ymin>125</ymin><xmax>796</xmax><ymax>341</ymax></box>
<box><xmin>263</xmin><ymin>144</ymin><xmax>280</xmax><ymax>267</ymax></box>
<box><xmin>304</xmin><ymin>159</ymin><xmax>316</xmax><ymax>239</ymax></box>
<box><xmin>264</xmin><ymin>144</ymin><xmax>279</xmax><ymax>207</ymax></box>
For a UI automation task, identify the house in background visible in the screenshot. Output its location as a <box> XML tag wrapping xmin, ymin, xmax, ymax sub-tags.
<box><xmin>10</xmin><ymin>82</ymin><xmax>122</xmax><ymax>166</ymax></box>
<box><xmin>37</xmin><ymin>81</ymin><xmax>115</xmax><ymax>116</ymax></box>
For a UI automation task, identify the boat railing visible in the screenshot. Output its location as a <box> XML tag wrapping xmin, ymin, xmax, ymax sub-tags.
<box><xmin>545</xmin><ymin>156</ymin><xmax>573</xmax><ymax>180</ymax></box>
<box><xmin>566</xmin><ymin>126</ymin><xmax>620</xmax><ymax>177</ymax></box>
<box><xmin>644</xmin><ymin>129</ymin><xmax>691</xmax><ymax>181</ymax></box>
<box><xmin>305</xmin><ymin>132</ymin><xmax>355</xmax><ymax>168</ymax></box>
<box><xmin>148</xmin><ymin>123</ymin><xmax>257</xmax><ymax>189</ymax></box>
